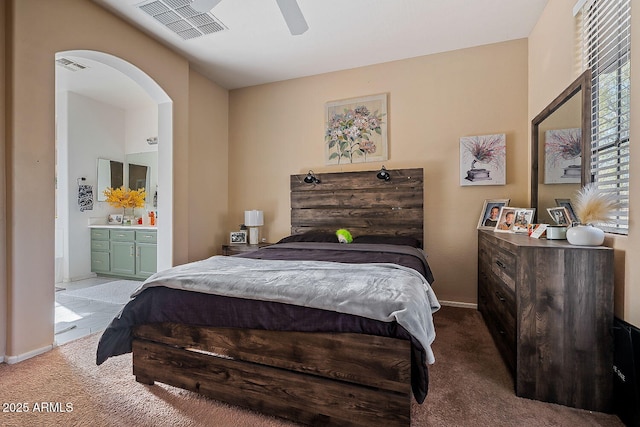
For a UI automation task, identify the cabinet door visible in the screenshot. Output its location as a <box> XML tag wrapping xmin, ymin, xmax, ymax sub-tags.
<box><xmin>111</xmin><ymin>241</ymin><xmax>136</xmax><ymax>276</ymax></box>
<box><xmin>136</xmin><ymin>242</ymin><xmax>157</xmax><ymax>279</ymax></box>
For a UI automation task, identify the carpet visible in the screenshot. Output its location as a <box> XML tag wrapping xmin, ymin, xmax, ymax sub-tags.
<box><xmin>59</xmin><ymin>280</ymin><xmax>142</xmax><ymax>305</ymax></box>
<box><xmin>0</xmin><ymin>306</ymin><xmax>624</xmax><ymax>427</ymax></box>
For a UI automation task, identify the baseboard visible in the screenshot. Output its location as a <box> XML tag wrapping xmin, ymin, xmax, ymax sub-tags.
<box><xmin>0</xmin><ymin>355</ymin><xmax>5</xmax><ymax>363</ymax></box>
<box><xmin>5</xmin><ymin>344</ymin><xmax>53</xmax><ymax>364</ymax></box>
<box><xmin>439</xmin><ymin>300</ymin><xmax>477</xmax><ymax>310</ymax></box>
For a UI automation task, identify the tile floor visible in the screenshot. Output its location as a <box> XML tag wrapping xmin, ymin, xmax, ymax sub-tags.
<box><xmin>54</xmin><ymin>277</ymin><xmax>141</xmax><ymax>346</ymax></box>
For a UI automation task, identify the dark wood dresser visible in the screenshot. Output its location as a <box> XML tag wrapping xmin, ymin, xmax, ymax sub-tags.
<box><xmin>477</xmin><ymin>230</ymin><xmax>614</xmax><ymax>412</ymax></box>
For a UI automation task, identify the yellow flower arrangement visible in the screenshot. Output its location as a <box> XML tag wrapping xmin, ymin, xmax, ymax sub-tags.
<box><xmin>103</xmin><ymin>186</ymin><xmax>146</xmax><ymax>209</ymax></box>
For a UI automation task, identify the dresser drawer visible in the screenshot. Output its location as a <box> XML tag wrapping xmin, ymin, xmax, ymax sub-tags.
<box><xmin>91</xmin><ymin>239</ymin><xmax>110</xmax><ymax>252</ymax></box>
<box><xmin>135</xmin><ymin>230</ymin><xmax>157</xmax><ymax>243</ymax></box>
<box><xmin>483</xmin><ymin>276</ymin><xmax>516</xmax><ymax>373</ymax></box>
<box><xmin>91</xmin><ymin>228</ymin><xmax>110</xmax><ymax>240</ymax></box>
<box><xmin>491</xmin><ymin>246</ymin><xmax>516</xmax><ymax>291</ymax></box>
<box><xmin>110</xmin><ymin>229</ymin><xmax>136</xmax><ymax>242</ymax></box>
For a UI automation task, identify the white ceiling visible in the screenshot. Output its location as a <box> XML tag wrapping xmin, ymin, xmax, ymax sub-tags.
<box><xmin>58</xmin><ymin>0</ymin><xmax>548</xmax><ymax>109</ymax></box>
<box><xmin>91</xmin><ymin>0</ymin><xmax>549</xmax><ymax>91</ymax></box>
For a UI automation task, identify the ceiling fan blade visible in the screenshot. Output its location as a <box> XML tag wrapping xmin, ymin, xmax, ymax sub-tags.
<box><xmin>190</xmin><ymin>0</ymin><xmax>223</xmax><ymax>13</ymax></box>
<box><xmin>275</xmin><ymin>0</ymin><xmax>308</xmax><ymax>35</ymax></box>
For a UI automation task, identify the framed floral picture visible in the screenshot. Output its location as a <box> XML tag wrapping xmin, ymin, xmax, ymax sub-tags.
<box><xmin>460</xmin><ymin>133</ymin><xmax>506</xmax><ymax>186</ymax></box>
<box><xmin>544</xmin><ymin>128</ymin><xmax>582</xmax><ymax>184</ymax></box>
<box><xmin>325</xmin><ymin>94</ymin><xmax>388</xmax><ymax>165</ymax></box>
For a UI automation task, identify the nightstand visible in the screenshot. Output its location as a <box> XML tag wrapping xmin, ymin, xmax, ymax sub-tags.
<box><xmin>222</xmin><ymin>243</ymin><xmax>272</xmax><ymax>256</ymax></box>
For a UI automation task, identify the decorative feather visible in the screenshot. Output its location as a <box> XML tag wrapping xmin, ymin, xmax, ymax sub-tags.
<box><xmin>574</xmin><ymin>183</ymin><xmax>619</xmax><ymax>225</ymax></box>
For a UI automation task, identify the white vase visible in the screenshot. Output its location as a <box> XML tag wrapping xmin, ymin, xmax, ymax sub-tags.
<box><xmin>566</xmin><ymin>224</ymin><xmax>605</xmax><ymax>246</ymax></box>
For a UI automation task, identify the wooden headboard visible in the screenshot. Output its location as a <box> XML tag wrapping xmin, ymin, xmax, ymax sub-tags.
<box><xmin>290</xmin><ymin>168</ymin><xmax>424</xmax><ymax>246</ymax></box>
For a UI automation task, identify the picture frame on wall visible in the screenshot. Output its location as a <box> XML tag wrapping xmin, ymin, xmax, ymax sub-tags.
<box><xmin>477</xmin><ymin>198</ymin><xmax>510</xmax><ymax>229</ymax></box>
<box><xmin>325</xmin><ymin>93</ymin><xmax>388</xmax><ymax>165</ymax></box>
<box><xmin>230</xmin><ymin>230</ymin><xmax>248</xmax><ymax>245</ymax></box>
<box><xmin>460</xmin><ymin>133</ymin><xmax>506</xmax><ymax>186</ymax></box>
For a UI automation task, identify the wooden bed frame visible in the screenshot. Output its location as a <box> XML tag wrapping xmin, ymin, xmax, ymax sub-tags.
<box><xmin>132</xmin><ymin>168</ymin><xmax>424</xmax><ymax>426</ymax></box>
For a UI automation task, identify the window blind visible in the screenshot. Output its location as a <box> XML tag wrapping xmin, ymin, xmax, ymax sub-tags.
<box><xmin>579</xmin><ymin>0</ymin><xmax>631</xmax><ymax>234</ymax></box>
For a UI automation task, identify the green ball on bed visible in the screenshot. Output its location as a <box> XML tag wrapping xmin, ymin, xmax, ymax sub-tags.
<box><xmin>336</xmin><ymin>229</ymin><xmax>353</xmax><ymax>244</ymax></box>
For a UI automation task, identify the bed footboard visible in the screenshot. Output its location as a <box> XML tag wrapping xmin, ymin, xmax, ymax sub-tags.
<box><xmin>132</xmin><ymin>323</ymin><xmax>412</xmax><ymax>427</ymax></box>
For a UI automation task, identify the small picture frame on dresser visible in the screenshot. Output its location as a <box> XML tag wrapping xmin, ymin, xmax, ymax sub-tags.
<box><xmin>477</xmin><ymin>198</ymin><xmax>510</xmax><ymax>229</ymax></box>
<box><xmin>494</xmin><ymin>207</ymin><xmax>517</xmax><ymax>233</ymax></box>
<box><xmin>547</xmin><ymin>206</ymin><xmax>571</xmax><ymax>226</ymax></box>
<box><xmin>108</xmin><ymin>213</ymin><xmax>123</xmax><ymax>224</ymax></box>
<box><xmin>230</xmin><ymin>230</ymin><xmax>247</xmax><ymax>245</ymax></box>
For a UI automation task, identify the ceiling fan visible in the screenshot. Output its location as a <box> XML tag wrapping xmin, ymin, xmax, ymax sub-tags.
<box><xmin>190</xmin><ymin>0</ymin><xmax>309</xmax><ymax>35</ymax></box>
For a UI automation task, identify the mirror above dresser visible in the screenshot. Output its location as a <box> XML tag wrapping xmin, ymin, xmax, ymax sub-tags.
<box><xmin>530</xmin><ymin>71</ymin><xmax>591</xmax><ymax>223</ymax></box>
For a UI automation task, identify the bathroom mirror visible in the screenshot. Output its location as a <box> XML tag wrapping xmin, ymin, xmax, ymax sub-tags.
<box><xmin>96</xmin><ymin>158</ymin><xmax>124</xmax><ymax>202</ymax></box>
<box><xmin>128</xmin><ymin>163</ymin><xmax>148</xmax><ymax>191</ymax></box>
<box><xmin>126</xmin><ymin>151</ymin><xmax>158</xmax><ymax>207</ymax></box>
<box><xmin>531</xmin><ymin>71</ymin><xmax>591</xmax><ymax>222</ymax></box>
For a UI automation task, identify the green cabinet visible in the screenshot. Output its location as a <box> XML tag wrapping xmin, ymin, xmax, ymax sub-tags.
<box><xmin>90</xmin><ymin>229</ymin><xmax>110</xmax><ymax>273</ymax></box>
<box><xmin>91</xmin><ymin>227</ymin><xmax>157</xmax><ymax>279</ymax></box>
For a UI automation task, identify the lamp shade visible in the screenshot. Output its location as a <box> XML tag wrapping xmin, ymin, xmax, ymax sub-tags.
<box><xmin>244</xmin><ymin>210</ymin><xmax>264</xmax><ymax>227</ymax></box>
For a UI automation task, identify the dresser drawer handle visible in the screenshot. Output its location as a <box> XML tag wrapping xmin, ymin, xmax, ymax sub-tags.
<box><xmin>495</xmin><ymin>291</ymin><xmax>506</xmax><ymax>302</ymax></box>
<box><xmin>496</xmin><ymin>260</ymin><xmax>506</xmax><ymax>269</ymax></box>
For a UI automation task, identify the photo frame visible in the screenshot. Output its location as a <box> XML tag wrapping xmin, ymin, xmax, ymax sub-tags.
<box><xmin>325</xmin><ymin>93</ymin><xmax>388</xmax><ymax>165</ymax></box>
<box><xmin>555</xmin><ymin>198</ymin><xmax>579</xmax><ymax>224</ymax></box>
<box><xmin>477</xmin><ymin>198</ymin><xmax>510</xmax><ymax>229</ymax></box>
<box><xmin>229</xmin><ymin>230</ymin><xmax>248</xmax><ymax>245</ymax></box>
<box><xmin>547</xmin><ymin>206</ymin><xmax>571</xmax><ymax>226</ymax></box>
<box><xmin>512</xmin><ymin>208</ymin><xmax>536</xmax><ymax>233</ymax></box>
<box><xmin>460</xmin><ymin>133</ymin><xmax>506</xmax><ymax>186</ymax></box>
<box><xmin>107</xmin><ymin>213</ymin><xmax>123</xmax><ymax>224</ymax></box>
<box><xmin>494</xmin><ymin>207</ymin><xmax>518</xmax><ymax>233</ymax></box>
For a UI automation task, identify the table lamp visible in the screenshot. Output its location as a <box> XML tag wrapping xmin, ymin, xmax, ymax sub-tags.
<box><xmin>244</xmin><ymin>210</ymin><xmax>264</xmax><ymax>245</ymax></box>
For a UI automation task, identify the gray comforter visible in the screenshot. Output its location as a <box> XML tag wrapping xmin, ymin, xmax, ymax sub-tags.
<box><xmin>133</xmin><ymin>255</ymin><xmax>440</xmax><ymax>363</ymax></box>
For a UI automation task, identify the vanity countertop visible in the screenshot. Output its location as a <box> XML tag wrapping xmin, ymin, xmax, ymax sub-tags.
<box><xmin>89</xmin><ymin>224</ymin><xmax>157</xmax><ymax>230</ymax></box>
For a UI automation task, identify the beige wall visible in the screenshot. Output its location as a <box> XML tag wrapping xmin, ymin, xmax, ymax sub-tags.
<box><xmin>3</xmin><ymin>0</ymin><xmax>228</xmax><ymax>359</ymax></box>
<box><xmin>1</xmin><ymin>1</ymin><xmax>7</xmax><ymax>360</ymax></box>
<box><xmin>529</xmin><ymin>0</ymin><xmax>639</xmax><ymax>326</ymax></box>
<box><xmin>229</xmin><ymin>39</ymin><xmax>530</xmax><ymax>304</ymax></box>
<box><xmin>188</xmin><ymin>68</ymin><xmax>229</xmax><ymax>260</ymax></box>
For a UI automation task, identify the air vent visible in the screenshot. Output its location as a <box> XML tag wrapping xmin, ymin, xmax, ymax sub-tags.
<box><xmin>55</xmin><ymin>57</ymin><xmax>89</xmax><ymax>72</ymax></box>
<box><xmin>138</xmin><ymin>0</ymin><xmax>227</xmax><ymax>40</ymax></box>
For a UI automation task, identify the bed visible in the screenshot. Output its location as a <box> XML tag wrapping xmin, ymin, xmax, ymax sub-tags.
<box><xmin>96</xmin><ymin>167</ymin><xmax>439</xmax><ymax>427</ymax></box>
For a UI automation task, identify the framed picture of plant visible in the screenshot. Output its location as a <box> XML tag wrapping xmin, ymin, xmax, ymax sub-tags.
<box><xmin>544</xmin><ymin>128</ymin><xmax>582</xmax><ymax>184</ymax></box>
<box><xmin>477</xmin><ymin>198</ymin><xmax>510</xmax><ymax>230</ymax></box>
<box><xmin>325</xmin><ymin>94</ymin><xmax>388</xmax><ymax>165</ymax></box>
<box><xmin>460</xmin><ymin>133</ymin><xmax>506</xmax><ymax>186</ymax></box>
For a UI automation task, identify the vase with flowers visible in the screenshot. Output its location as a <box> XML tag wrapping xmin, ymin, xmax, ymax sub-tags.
<box><xmin>103</xmin><ymin>186</ymin><xmax>146</xmax><ymax>225</ymax></box>
<box><xmin>566</xmin><ymin>183</ymin><xmax>618</xmax><ymax>246</ymax></box>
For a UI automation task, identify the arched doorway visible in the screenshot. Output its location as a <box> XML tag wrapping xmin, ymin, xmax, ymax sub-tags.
<box><xmin>56</xmin><ymin>50</ymin><xmax>173</xmax><ymax>274</ymax></box>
